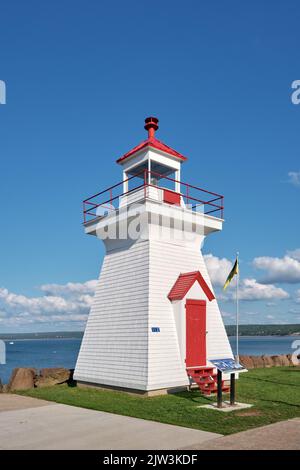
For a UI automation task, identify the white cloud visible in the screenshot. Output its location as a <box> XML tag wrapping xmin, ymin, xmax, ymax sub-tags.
<box><xmin>288</xmin><ymin>171</ymin><xmax>300</xmax><ymax>187</ymax></box>
<box><xmin>0</xmin><ymin>288</ymin><xmax>91</xmax><ymax>316</ymax></box>
<box><xmin>0</xmin><ymin>280</ymin><xmax>97</xmax><ymax>327</ymax></box>
<box><xmin>204</xmin><ymin>254</ymin><xmax>233</xmax><ymax>286</ymax></box>
<box><xmin>224</xmin><ymin>278</ymin><xmax>289</xmax><ymax>301</ymax></box>
<box><xmin>204</xmin><ymin>253</ymin><xmax>290</xmax><ymax>302</ymax></box>
<box><xmin>40</xmin><ymin>280</ymin><xmax>97</xmax><ymax>296</ymax></box>
<box><xmin>287</xmin><ymin>249</ymin><xmax>300</xmax><ymax>261</ymax></box>
<box><xmin>253</xmin><ymin>254</ymin><xmax>300</xmax><ymax>284</ymax></box>
<box><xmin>238</xmin><ymin>279</ymin><xmax>289</xmax><ymax>301</ymax></box>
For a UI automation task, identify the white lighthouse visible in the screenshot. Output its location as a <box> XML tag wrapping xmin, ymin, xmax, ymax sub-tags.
<box><xmin>74</xmin><ymin>117</ymin><xmax>233</xmax><ymax>395</ymax></box>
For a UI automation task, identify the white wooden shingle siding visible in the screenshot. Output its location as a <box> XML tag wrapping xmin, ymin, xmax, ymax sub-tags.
<box><xmin>120</xmin><ymin>186</ymin><xmax>162</xmax><ymax>208</ymax></box>
<box><xmin>147</xmin><ymin>239</ymin><xmax>233</xmax><ymax>390</ymax></box>
<box><xmin>74</xmin><ymin>239</ymin><xmax>150</xmax><ymax>390</ymax></box>
<box><xmin>74</xmin><ymin>230</ymin><xmax>233</xmax><ymax>391</ymax></box>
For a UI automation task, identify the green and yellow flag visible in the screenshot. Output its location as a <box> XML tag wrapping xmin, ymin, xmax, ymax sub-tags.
<box><xmin>223</xmin><ymin>256</ymin><xmax>239</xmax><ymax>290</ymax></box>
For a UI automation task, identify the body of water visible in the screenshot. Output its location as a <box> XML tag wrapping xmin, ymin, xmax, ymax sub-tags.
<box><xmin>0</xmin><ymin>338</ymin><xmax>81</xmax><ymax>385</ymax></box>
<box><xmin>229</xmin><ymin>335</ymin><xmax>298</xmax><ymax>356</ymax></box>
<box><xmin>0</xmin><ymin>336</ymin><xmax>297</xmax><ymax>384</ymax></box>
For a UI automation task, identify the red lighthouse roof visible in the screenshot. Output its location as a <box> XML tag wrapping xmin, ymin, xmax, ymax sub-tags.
<box><xmin>116</xmin><ymin>117</ymin><xmax>187</xmax><ymax>164</ymax></box>
<box><xmin>168</xmin><ymin>271</ymin><xmax>215</xmax><ymax>302</ymax></box>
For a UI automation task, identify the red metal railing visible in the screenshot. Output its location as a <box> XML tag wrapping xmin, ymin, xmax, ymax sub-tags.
<box><xmin>83</xmin><ymin>170</ymin><xmax>224</xmax><ymax>224</ymax></box>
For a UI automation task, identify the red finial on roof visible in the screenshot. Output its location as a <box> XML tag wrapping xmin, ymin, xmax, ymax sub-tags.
<box><xmin>144</xmin><ymin>116</ymin><xmax>159</xmax><ymax>139</ymax></box>
<box><xmin>116</xmin><ymin>116</ymin><xmax>187</xmax><ymax>164</ymax></box>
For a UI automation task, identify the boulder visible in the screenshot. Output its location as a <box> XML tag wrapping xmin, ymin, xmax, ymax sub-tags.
<box><xmin>278</xmin><ymin>354</ymin><xmax>291</xmax><ymax>366</ymax></box>
<box><xmin>251</xmin><ymin>356</ymin><xmax>265</xmax><ymax>368</ymax></box>
<box><xmin>262</xmin><ymin>355</ymin><xmax>274</xmax><ymax>367</ymax></box>
<box><xmin>35</xmin><ymin>368</ymin><xmax>70</xmax><ymax>388</ymax></box>
<box><xmin>229</xmin><ymin>354</ymin><xmax>296</xmax><ymax>369</ymax></box>
<box><xmin>8</xmin><ymin>368</ymin><xmax>36</xmax><ymax>391</ymax></box>
<box><xmin>271</xmin><ymin>355</ymin><xmax>282</xmax><ymax>367</ymax></box>
<box><xmin>286</xmin><ymin>354</ymin><xmax>295</xmax><ymax>365</ymax></box>
<box><xmin>239</xmin><ymin>355</ymin><xmax>254</xmax><ymax>369</ymax></box>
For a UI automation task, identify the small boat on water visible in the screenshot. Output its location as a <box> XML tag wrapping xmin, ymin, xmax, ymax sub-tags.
<box><xmin>9</xmin><ymin>342</ymin><xmax>14</xmax><ymax>345</ymax></box>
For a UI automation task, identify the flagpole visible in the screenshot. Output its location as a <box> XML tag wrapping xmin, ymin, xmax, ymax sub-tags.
<box><xmin>236</xmin><ymin>251</ymin><xmax>239</xmax><ymax>364</ymax></box>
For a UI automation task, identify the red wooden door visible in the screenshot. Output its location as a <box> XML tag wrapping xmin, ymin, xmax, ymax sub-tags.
<box><xmin>185</xmin><ymin>299</ymin><xmax>206</xmax><ymax>367</ymax></box>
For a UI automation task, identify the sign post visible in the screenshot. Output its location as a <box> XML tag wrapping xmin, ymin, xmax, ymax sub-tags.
<box><xmin>230</xmin><ymin>373</ymin><xmax>236</xmax><ymax>406</ymax></box>
<box><xmin>211</xmin><ymin>358</ymin><xmax>246</xmax><ymax>407</ymax></box>
<box><xmin>217</xmin><ymin>369</ymin><xmax>223</xmax><ymax>408</ymax></box>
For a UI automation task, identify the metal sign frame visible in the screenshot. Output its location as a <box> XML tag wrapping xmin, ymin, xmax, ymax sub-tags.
<box><xmin>210</xmin><ymin>358</ymin><xmax>246</xmax><ymax>373</ymax></box>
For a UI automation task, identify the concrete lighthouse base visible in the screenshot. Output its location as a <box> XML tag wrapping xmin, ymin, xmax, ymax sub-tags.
<box><xmin>76</xmin><ymin>380</ymin><xmax>188</xmax><ymax>397</ymax></box>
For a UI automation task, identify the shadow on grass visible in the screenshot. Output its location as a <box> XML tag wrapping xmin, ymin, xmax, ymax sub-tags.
<box><xmin>174</xmin><ymin>390</ymin><xmax>214</xmax><ymax>405</ymax></box>
<box><xmin>251</xmin><ymin>396</ymin><xmax>300</xmax><ymax>409</ymax></box>
<box><xmin>243</xmin><ymin>375</ymin><xmax>300</xmax><ymax>388</ymax></box>
<box><xmin>67</xmin><ymin>381</ymin><xmax>77</xmax><ymax>388</ymax></box>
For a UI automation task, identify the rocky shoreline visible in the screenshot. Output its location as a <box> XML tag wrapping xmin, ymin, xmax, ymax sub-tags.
<box><xmin>0</xmin><ymin>367</ymin><xmax>74</xmax><ymax>392</ymax></box>
<box><xmin>239</xmin><ymin>353</ymin><xmax>299</xmax><ymax>369</ymax></box>
<box><xmin>1</xmin><ymin>354</ymin><xmax>299</xmax><ymax>392</ymax></box>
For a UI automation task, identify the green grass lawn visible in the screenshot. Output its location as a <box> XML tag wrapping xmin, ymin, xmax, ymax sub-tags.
<box><xmin>18</xmin><ymin>367</ymin><xmax>300</xmax><ymax>435</ymax></box>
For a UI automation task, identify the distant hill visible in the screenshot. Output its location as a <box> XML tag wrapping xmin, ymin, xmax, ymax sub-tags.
<box><xmin>0</xmin><ymin>325</ymin><xmax>300</xmax><ymax>340</ymax></box>
<box><xmin>0</xmin><ymin>331</ymin><xmax>84</xmax><ymax>340</ymax></box>
<box><xmin>225</xmin><ymin>324</ymin><xmax>300</xmax><ymax>336</ymax></box>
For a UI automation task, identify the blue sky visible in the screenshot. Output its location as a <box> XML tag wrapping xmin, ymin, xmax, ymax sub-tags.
<box><xmin>0</xmin><ymin>0</ymin><xmax>300</xmax><ymax>331</ymax></box>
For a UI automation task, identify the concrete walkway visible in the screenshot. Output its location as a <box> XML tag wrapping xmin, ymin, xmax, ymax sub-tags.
<box><xmin>0</xmin><ymin>393</ymin><xmax>51</xmax><ymax>412</ymax></box>
<box><xmin>182</xmin><ymin>418</ymin><xmax>300</xmax><ymax>450</ymax></box>
<box><xmin>1</xmin><ymin>395</ymin><xmax>298</xmax><ymax>450</ymax></box>
<box><xmin>0</xmin><ymin>394</ymin><xmax>220</xmax><ymax>450</ymax></box>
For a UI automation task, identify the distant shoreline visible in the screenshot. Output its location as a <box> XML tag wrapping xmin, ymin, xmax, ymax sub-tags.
<box><xmin>225</xmin><ymin>324</ymin><xmax>300</xmax><ymax>337</ymax></box>
<box><xmin>0</xmin><ymin>324</ymin><xmax>299</xmax><ymax>340</ymax></box>
<box><xmin>0</xmin><ymin>332</ymin><xmax>84</xmax><ymax>340</ymax></box>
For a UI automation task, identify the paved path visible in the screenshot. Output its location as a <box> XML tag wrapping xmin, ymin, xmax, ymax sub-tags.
<box><xmin>1</xmin><ymin>395</ymin><xmax>298</xmax><ymax>450</ymax></box>
<box><xmin>182</xmin><ymin>418</ymin><xmax>300</xmax><ymax>450</ymax></box>
<box><xmin>0</xmin><ymin>394</ymin><xmax>220</xmax><ymax>450</ymax></box>
<box><xmin>0</xmin><ymin>394</ymin><xmax>50</xmax><ymax>412</ymax></box>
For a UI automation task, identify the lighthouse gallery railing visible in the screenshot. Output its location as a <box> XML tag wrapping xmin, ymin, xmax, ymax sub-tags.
<box><xmin>83</xmin><ymin>170</ymin><xmax>224</xmax><ymax>224</ymax></box>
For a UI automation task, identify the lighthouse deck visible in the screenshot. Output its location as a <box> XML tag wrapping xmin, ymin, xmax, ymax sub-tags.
<box><xmin>83</xmin><ymin>170</ymin><xmax>224</xmax><ymax>225</ymax></box>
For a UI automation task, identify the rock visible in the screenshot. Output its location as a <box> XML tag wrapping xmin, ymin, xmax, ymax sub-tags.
<box><xmin>286</xmin><ymin>354</ymin><xmax>295</xmax><ymax>365</ymax></box>
<box><xmin>8</xmin><ymin>368</ymin><xmax>36</xmax><ymax>391</ymax></box>
<box><xmin>227</xmin><ymin>354</ymin><xmax>295</xmax><ymax>369</ymax></box>
<box><xmin>0</xmin><ymin>378</ymin><xmax>2</xmax><ymax>392</ymax></box>
<box><xmin>35</xmin><ymin>368</ymin><xmax>70</xmax><ymax>388</ymax></box>
<box><xmin>251</xmin><ymin>356</ymin><xmax>265</xmax><ymax>368</ymax></box>
<box><xmin>269</xmin><ymin>354</ymin><xmax>290</xmax><ymax>367</ymax></box>
<box><xmin>239</xmin><ymin>355</ymin><xmax>254</xmax><ymax>369</ymax></box>
<box><xmin>278</xmin><ymin>354</ymin><xmax>291</xmax><ymax>366</ymax></box>
<box><xmin>271</xmin><ymin>355</ymin><xmax>282</xmax><ymax>367</ymax></box>
<box><xmin>262</xmin><ymin>355</ymin><xmax>274</xmax><ymax>367</ymax></box>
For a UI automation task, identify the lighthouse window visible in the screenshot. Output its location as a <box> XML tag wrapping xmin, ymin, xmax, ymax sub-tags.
<box><xmin>127</xmin><ymin>162</ymin><xmax>177</xmax><ymax>191</ymax></box>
